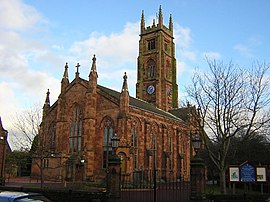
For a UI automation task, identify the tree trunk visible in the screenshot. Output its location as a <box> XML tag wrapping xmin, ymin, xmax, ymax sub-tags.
<box><xmin>220</xmin><ymin>169</ymin><xmax>227</xmax><ymax>194</ymax></box>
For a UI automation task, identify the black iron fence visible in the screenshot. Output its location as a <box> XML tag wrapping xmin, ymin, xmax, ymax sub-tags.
<box><xmin>121</xmin><ymin>169</ymin><xmax>190</xmax><ymax>202</ymax></box>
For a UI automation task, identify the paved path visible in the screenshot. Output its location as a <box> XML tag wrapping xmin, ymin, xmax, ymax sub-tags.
<box><xmin>4</xmin><ymin>177</ymin><xmax>65</xmax><ymax>188</ymax></box>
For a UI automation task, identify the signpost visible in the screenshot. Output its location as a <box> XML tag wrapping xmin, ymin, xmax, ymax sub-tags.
<box><xmin>240</xmin><ymin>162</ymin><xmax>255</xmax><ymax>182</ymax></box>
<box><xmin>228</xmin><ymin>162</ymin><xmax>268</xmax><ymax>194</ymax></box>
<box><xmin>229</xmin><ymin>167</ymin><xmax>240</xmax><ymax>182</ymax></box>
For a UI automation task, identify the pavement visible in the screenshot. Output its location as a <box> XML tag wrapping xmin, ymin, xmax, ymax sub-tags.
<box><xmin>4</xmin><ymin>176</ymin><xmax>65</xmax><ymax>188</ymax></box>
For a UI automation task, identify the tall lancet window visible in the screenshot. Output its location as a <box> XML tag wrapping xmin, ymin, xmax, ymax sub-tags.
<box><xmin>169</xmin><ymin>135</ymin><xmax>173</xmax><ymax>170</ymax></box>
<box><xmin>147</xmin><ymin>59</ymin><xmax>156</xmax><ymax>79</ymax></box>
<box><xmin>49</xmin><ymin>123</ymin><xmax>56</xmax><ymax>150</ymax></box>
<box><xmin>131</xmin><ymin>121</ymin><xmax>138</xmax><ymax>169</ymax></box>
<box><xmin>103</xmin><ymin>119</ymin><xmax>114</xmax><ymax>168</ymax></box>
<box><xmin>69</xmin><ymin>106</ymin><xmax>83</xmax><ymax>154</ymax></box>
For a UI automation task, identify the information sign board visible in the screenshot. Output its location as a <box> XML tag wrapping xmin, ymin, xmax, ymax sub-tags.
<box><xmin>256</xmin><ymin>167</ymin><xmax>267</xmax><ymax>182</ymax></box>
<box><xmin>229</xmin><ymin>167</ymin><xmax>240</xmax><ymax>182</ymax></box>
<box><xmin>240</xmin><ymin>162</ymin><xmax>255</xmax><ymax>182</ymax></box>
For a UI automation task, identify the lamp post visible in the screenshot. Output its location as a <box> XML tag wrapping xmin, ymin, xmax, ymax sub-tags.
<box><xmin>0</xmin><ymin>134</ymin><xmax>7</xmax><ymax>186</ymax></box>
<box><xmin>111</xmin><ymin>133</ymin><xmax>120</xmax><ymax>155</ymax></box>
<box><xmin>190</xmin><ymin>131</ymin><xmax>206</xmax><ymax>202</ymax></box>
<box><xmin>192</xmin><ymin>132</ymin><xmax>202</xmax><ymax>157</ymax></box>
<box><xmin>107</xmin><ymin>133</ymin><xmax>121</xmax><ymax>202</ymax></box>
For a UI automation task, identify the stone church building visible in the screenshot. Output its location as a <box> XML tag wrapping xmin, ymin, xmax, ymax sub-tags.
<box><xmin>32</xmin><ymin>7</ymin><xmax>200</xmax><ymax>183</ymax></box>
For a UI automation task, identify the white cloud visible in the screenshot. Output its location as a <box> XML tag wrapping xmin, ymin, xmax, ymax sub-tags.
<box><xmin>174</xmin><ymin>23</ymin><xmax>192</xmax><ymax>49</ymax></box>
<box><xmin>234</xmin><ymin>44</ymin><xmax>254</xmax><ymax>58</ymax></box>
<box><xmin>181</xmin><ymin>51</ymin><xmax>197</xmax><ymax>61</ymax></box>
<box><xmin>0</xmin><ymin>82</ymin><xmax>19</xmax><ymax>121</ymax></box>
<box><xmin>203</xmin><ymin>52</ymin><xmax>221</xmax><ymax>60</ymax></box>
<box><xmin>69</xmin><ymin>21</ymin><xmax>140</xmax><ymax>96</ymax></box>
<box><xmin>0</xmin><ymin>0</ymin><xmax>44</xmax><ymax>31</ymax></box>
<box><xmin>70</xmin><ymin>22</ymin><xmax>139</xmax><ymax>67</ymax></box>
<box><xmin>0</xmin><ymin>0</ymin><xmax>61</xmax><ymax>146</ymax></box>
<box><xmin>177</xmin><ymin>60</ymin><xmax>187</xmax><ymax>76</ymax></box>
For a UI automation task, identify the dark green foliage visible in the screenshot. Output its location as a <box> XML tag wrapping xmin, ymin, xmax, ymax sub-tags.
<box><xmin>30</xmin><ymin>135</ymin><xmax>38</xmax><ymax>155</ymax></box>
<box><xmin>228</xmin><ymin>134</ymin><xmax>270</xmax><ymax>166</ymax></box>
<box><xmin>202</xmin><ymin>133</ymin><xmax>270</xmax><ymax>182</ymax></box>
<box><xmin>5</xmin><ymin>150</ymin><xmax>31</xmax><ymax>176</ymax></box>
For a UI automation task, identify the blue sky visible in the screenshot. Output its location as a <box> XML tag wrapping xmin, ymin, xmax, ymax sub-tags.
<box><xmin>1</xmin><ymin>0</ymin><xmax>270</xmax><ymax>146</ymax></box>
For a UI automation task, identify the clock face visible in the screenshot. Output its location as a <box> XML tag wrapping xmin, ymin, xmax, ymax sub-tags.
<box><xmin>147</xmin><ymin>85</ymin><xmax>155</xmax><ymax>94</ymax></box>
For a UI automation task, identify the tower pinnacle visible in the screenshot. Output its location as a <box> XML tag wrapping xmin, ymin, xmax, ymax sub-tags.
<box><xmin>45</xmin><ymin>89</ymin><xmax>50</xmax><ymax>105</ymax></box>
<box><xmin>141</xmin><ymin>10</ymin><xmax>145</xmax><ymax>32</ymax></box>
<box><xmin>169</xmin><ymin>14</ymin><xmax>173</xmax><ymax>32</ymax></box>
<box><xmin>63</xmin><ymin>63</ymin><xmax>69</xmax><ymax>80</ymax></box>
<box><xmin>42</xmin><ymin>89</ymin><xmax>50</xmax><ymax>119</ymax></box>
<box><xmin>89</xmin><ymin>54</ymin><xmax>98</xmax><ymax>91</ymax></box>
<box><xmin>158</xmin><ymin>5</ymin><xmax>163</xmax><ymax>27</ymax></box>
<box><xmin>61</xmin><ymin>63</ymin><xmax>69</xmax><ymax>93</ymax></box>
<box><xmin>91</xmin><ymin>54</ymin><xmax>97</xmax><ymax>72</ymax></box>
<box><xmin>120</xmin><ymin>72</ymin><xmax>129</xmax><ymax>115</ymax></box>
<box><xmin>121</xmin><ymin>72</ymin><xmax>129</xmax><ymax>92</ymax></box>
<box><xmin>89</xmin><ymin>54</ymin><xmax>98</xmax><ymax>79</ymax></box>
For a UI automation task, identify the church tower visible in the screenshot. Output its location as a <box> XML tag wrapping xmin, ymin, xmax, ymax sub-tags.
<box><xmin>136</xmin><ymin>6</ymin><xmax>178</xmax><ymax>111</ymax></box>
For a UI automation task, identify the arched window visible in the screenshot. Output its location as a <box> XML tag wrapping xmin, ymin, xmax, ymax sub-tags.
<box><xmin>69</xmin><ymin>106</ymin><xmax>83</xmax><ymax>154</ymax></box>
<box><xmin>168</xmin><ymin>134</ymin><xmax>173</xmax><ymax>170</ymax></box>
<box><xmin>166</xmin><ymin>60</ymin><xmax>171</xmax><ymax>79</ymax></box>
<box><xmin>131</xmin><ymin>121</ymin><xmax>138</xmax><ymax>169</ymax></box>
<box><xmin>147</xmin><ymin>59</ymin><xmax>156</xmax><ymax>79</ymax></box>
<box><xmin>49</xmin><ymin>123</ymin><xmax>56</xmax><ymax>150</ymax></box>
<box><xmin>148</xmin><ymin>39</ymin><xmax>156</xmax><ymax>50</ymax></box>
<box><xmin>103</xmin><ymin>119</ymin><xmax>114</xmax><ymax>168</ymax></box>
<box><xmin>150</xmin><ymin>133</ymin><xmax>156</xmax><ymax>150</ymax></box>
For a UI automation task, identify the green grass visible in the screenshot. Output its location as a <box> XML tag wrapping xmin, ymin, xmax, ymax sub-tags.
<box><xmin>206</xmin><ymin>184</ymin><xmax>266</xmax><ymax>195</ymax></box>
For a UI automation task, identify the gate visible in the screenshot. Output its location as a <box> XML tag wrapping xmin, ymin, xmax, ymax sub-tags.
<box><xmin>121</xmin><ymin>170</ymin><xmax>190</xmax><ymax>202</ymax></box>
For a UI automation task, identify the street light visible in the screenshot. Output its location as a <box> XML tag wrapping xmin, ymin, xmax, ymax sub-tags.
<box><xmin>111</xmin><ymin>133</ymin><xmax>120</xmax><ymax>155</ymax></box>
<box><xmin>106</xmin><ymin>133</ymin><xmax>121</xmax><ymax>200</ymax></box>
<box><xmin>80</xmin><ymin>159</ymin><xmax>85</xmax><ymax>164</ymax></box>
<box><xmin>190</xmin><ymin>131</ymin><xmax>206</xmax><ymax>202</ymax></box>
<box><xmin>0</xmin><ymin>134</ymin><xmax>7</xmax><ymax>186</ymax></box>
<box><xmin>191</xmin><ymin>132</ymin><xmax>202</xmax><ymax>157</ymax></box>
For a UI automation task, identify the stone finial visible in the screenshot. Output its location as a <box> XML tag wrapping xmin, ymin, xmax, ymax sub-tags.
<box><xmin>141</xmin><ymin>10</ymin><xmax>145</xmax><ymax>32</ymax></box>
<box><xmin>91</xmin><ymin>54</ymin><xmax>97</xmax><ymax>72</ymax></box>
<box><xmin>122</xmin><ymin>72</ymin><xmax>128</xmax><ymax>92</ymax></box>
<box><xmin>152</xmin><ymin>19</ymin><xmax>156</xmax><ymax>27</ymax></box>
<box><xmin>61</xmin><ymin>62</ymin><xmax>69</xmax><ymax>93</ymax></box>
<box><xmin>63</xmin><ymin>62</ymin><xmax>69</xmax><ymax>79</ymax></box>
<box><xmin>43</xmin><ymin>89</ymin><xmax>50</xmax><ymax>119</ymax></box>
<box><xmin>169</xmin><ymin>14</ymin><xmax>173</xmax><ymax>32</ymax></box>
<box><xmin>88</xmin><ymin>54</ymin><xmax>98</xmax><ymax>89</ymax></box>
<box><xmin>45</xmin><ymin>89</ymin><xmax>50</xmax><ymax>105</ymax></box>
<box><xmin>158</xmin><ymin>5</ymin><xmax>163</xmax><ymax>26</ymax></box>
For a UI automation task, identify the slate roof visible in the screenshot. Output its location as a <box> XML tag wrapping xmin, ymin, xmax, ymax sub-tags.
<box><xmin>168</xmin><ymin>108</ymin><xmax>189</xmax><ymax>121</ymax></box>
<box><xmin>98</xmin><ymin>85</ymin><xmax>186</xmax><ymax>122</ymax></box>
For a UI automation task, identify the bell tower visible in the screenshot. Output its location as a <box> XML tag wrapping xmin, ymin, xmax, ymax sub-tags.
<box><xmin>136</xmin><ymin>6</ymin><xmax>178</xmax><ymax>111</ymax></box>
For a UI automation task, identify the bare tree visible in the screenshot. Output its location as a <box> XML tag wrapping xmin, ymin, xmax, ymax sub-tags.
<box><xmin>187</xmin><ymin>59</ymin><xmax>270</xmax><ymax>193</ymax></box>
<box><xmin>11</xmin><ymin>104</ymin><xmax>57</xmax><ymax>188</ymax></box>
<box><xmin>12</xmin><ymin>104</ymin><xmax>41</xmax><ymax>151</ymax></box>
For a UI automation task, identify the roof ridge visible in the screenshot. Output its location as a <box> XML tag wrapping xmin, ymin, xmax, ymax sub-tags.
<box><xmin>98</xmin><ymin>85</ymin><xmax>184</xmax><ymax>122</ymax></box>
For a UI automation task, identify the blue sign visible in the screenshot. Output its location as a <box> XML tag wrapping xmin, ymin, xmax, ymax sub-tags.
<box><xmin>240</xmin><ymin>162</ymin><xmax>255</xmax><ymax>182</ymax></box>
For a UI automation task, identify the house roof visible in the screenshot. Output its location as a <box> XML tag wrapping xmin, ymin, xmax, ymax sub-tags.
<box><xmin>168</xmin><ymin>108</ymin><xmax>190</xmax><ymax>121</ymax></box>
<box><xmin>98</xmin><ymin>85</ymin><xmax>186</xmax><ymax>122</ymax></box>
<box><xmin>48</xmin><ymin>77</ymin><xmax>189</xmax><ymax>123</ymax></box>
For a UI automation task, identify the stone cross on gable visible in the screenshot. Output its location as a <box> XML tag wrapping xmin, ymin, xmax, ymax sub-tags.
<box><xmin>76</xmin><ymin>63</ymin><xmax>80</xmax><ymax>73</ymax></box>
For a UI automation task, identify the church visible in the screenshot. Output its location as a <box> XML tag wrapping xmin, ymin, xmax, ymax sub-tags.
<box><xmin>32</xmin><ymin>6</ymin><xmax>200</xmax><ymax>183</ymax></box>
